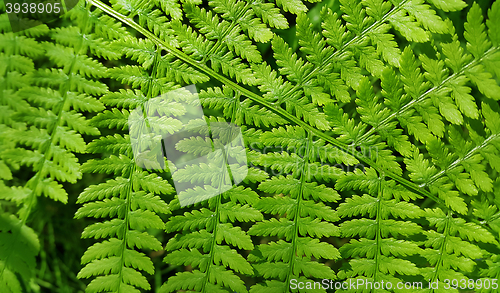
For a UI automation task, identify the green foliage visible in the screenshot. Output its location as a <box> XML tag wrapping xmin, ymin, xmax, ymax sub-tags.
<box><xmin>248</xmin><ymin>126</ymin><xmax>341</xmax><ymax>292</ymax></box>
<box><xmin>0</xmin><ymin>214</ymin><xmax>40</xmax><ymax>292</ymax></box>
<box><xmin>0</xmin><ymin>0</ymin><xmax>110</xmax><ymax>289</ymax></box>
<box><xmin>336</xmin><ymin>172</ymin><xmax>425</xmax><ymax>291</ymax></box>
<box><xmin>1</xmin><ymin>0</ymin><xmax>500</xmax><ymax>292</ymax></box>
<box><xmin>74</xmin><ymin>5</ymin><xmax>175</xmax><ymax>291</ymax></box>
<box><xmin>160</xmin><ymin>163</ymin><xmax>263</xmax><ymax>292</ymax></box>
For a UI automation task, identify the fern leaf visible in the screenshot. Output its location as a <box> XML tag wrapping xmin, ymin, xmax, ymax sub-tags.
<box><xmin>0</xmin><ymin>1</ymin><xmax>119</xmax><ymax>288</ymax></box>
<box><xmin>249</xmin><ymin>127</ymin><xmax>339</xmax><ymax>292</ymax></box>
<box><xmin>337</xmin><ymin>173</ymin><xmax>425</xmax><ymax>291</ymax></box>
<box><xmin>78</xmin><ymin>134</ymin><xmax>171</xmax><ymax>292</ymax></box>
<box><xmin>162</xmin><ymin>116</ymin><xmax>261</xmax><ymax>292</ymax></box>
<box><xmin>77</xmin><ymin>35</ymin><xmax>174</xmax><ymax>291</ymax></box>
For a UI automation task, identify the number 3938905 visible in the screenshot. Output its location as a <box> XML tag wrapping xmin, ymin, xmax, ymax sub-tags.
<box><xmin>443</xmin><ymin>278</ymin><xmax>498</xmax><ymax>290</ymax></box>
<box><xmin>5</xmin><ymin>2</ymin><xmax>62</xmax><ymax>14</ymax></box>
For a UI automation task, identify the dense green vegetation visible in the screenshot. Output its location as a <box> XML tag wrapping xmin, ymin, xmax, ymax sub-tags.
<box><xmin>1</xmin><ymin>0</ymin><xmax>500</xmax><ymax>292</ymax></box>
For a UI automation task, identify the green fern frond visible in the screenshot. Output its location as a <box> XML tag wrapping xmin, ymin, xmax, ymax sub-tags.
<box><xmin>421</xmin><ymin>208</ymin><xmax>496</xmax><ymax>292</ymax></box>
<box><xmin>4</xmin><ymin>1</ymin><xmax>112</xmax><ymax>206</ymax></box>
<box><xmin>0</xmin><ymin>0</ymin><xmax>118</xmax><ymax>289</ymax></box>
<box><xmin>76</xmin><ymin>17</ymin><xmax>176</xmax><ymax>292</ymax></box>
<box><xmin>336</xmin><ymin>172</ymin><xmax>425</xmax><ymax>291</ymax></box>
<box><xmin>161</xmin><ymin>119</ymin><xmax>263</xmax><ymax>293</ymax></box>
<box><xmin>5</xmin><ymin>0</ymin><xmax>493</xmax><ymax>292</ymax></box>
<box><xmin>76</xmin><ymin>121</ymin><xmax>173</xmax><ymax>292</ymax></box>
<box><xmin>248</xmin><ymin>126</ymin><xmax>340</xmax><ymax>293</ymax></box>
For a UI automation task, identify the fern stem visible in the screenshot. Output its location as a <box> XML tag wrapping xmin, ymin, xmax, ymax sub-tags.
<box><xmin>197</xmin><ymin>116</ymin><xmax>235</xmax><ymax>293</ymax></box>
<box><xmin>200</xmin><ymin>193</ymin><xmax>221</xmax><ymax>293</ymax></box>
<box><xmin>283</xmin><ymin>131</ymin><xmax>312</xmax><ymax>292</ymax></box>
<box><xmin>428</xmin><ymin>211</ymin><xmax>451</xmax><ymax>290</ymax></box>
<box><xmin>115</xmin><ymin>23</ymin><xmax>158</xmax><ymax>289</ymax></box>
<box><xmin>116</xmin><ymin>164</ymin><xmax>136</xmax><ymax>293</ymax></box>
<box><xmin>199</xmin><ymin>138</ymin><xmax>228</xmax><ymax>293</ymax></box>
<box><xmin>373</xmin><ymin>174</ymin><xmax>384</xmax><ymax>282</ymax></box>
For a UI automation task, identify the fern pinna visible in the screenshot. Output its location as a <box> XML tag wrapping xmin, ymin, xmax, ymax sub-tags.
<box><xmin>1</xmin><ymin>0</ymin><xmax>500</xmax><ymax>292</ymax></box>
<box><xmin>247</xmin><ymin>126</ymin><xmax>343</xmax><ymax>292</ymax></box>
<box><xmin>159</xmin><ymin>118</ymin><xmax>266</xmax><ymax>293</ymax></box>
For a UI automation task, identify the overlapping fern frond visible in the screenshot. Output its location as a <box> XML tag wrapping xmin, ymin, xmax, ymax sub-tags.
<box><xmin>0</xmin><ymin>4</ymin><xmax>48</xmax><ymax>289</ymax></box>
<box><xmin>247</xmin><ymin>126</ymin><xmax>342</xmax><ymax>292</ymax></box>
<box><xmin>0</xmin><ymin>0</ymin><xmax>117</xmax><ymax>289</ymax></box>
<box><xmin>75</xmin><ymin>4</ymin><xmax>180</xmax><ymax>291</ymax></box>
<box><xmin>160</xmin><ymin>118</ymin><xmax>266</xmax><ymax>293</ymax></box>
